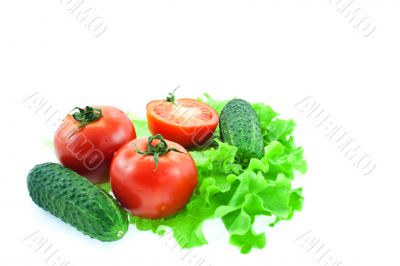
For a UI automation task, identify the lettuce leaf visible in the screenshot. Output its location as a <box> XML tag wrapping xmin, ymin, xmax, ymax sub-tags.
<box><xmin>129</xmin><ymin>95</ymin><xmax>307</xmax><ymax>253</ymax></box>
<box><xmin>128</xmin><ymin>113</ymin><xmax>151</xmax><ymax>137</ymax></box>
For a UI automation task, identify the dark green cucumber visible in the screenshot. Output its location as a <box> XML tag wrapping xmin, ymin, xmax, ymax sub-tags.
<box><xmin>219</xmin><ymin>99</ymin><xmax>264</xmax><ymax>164</ymax></box>
<box><xmin>27</xmin><ymin>163</ymin><xmax>128</xmax><ymax>241</ymax></box>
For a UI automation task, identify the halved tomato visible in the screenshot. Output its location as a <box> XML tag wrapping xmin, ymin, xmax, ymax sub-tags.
<box><xmin>146</xmin><ymin>98</ymin><xmax>219</xmax><ymax>148</ymax></box>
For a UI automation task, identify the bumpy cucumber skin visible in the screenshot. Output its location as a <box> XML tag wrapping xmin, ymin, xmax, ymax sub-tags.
<box><xmin>219</xmin><ymin>99</ymin><xmax>264</xmax><ymax>164</ymax></box>
<box><xmin>27</xmin><ymin>163</ymin><xmax>128</xmax><ymax>242</ymax></box>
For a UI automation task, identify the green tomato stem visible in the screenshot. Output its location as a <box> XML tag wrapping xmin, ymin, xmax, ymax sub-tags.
<box><xmin>134</xmin><ymin>134</ymin><xmax>183</xmax><ymax>170</ymax></box>
<box><xmin>71</xmin><ymin>106</ymin><xmax>102</xmax><ymax>129</ymax></box>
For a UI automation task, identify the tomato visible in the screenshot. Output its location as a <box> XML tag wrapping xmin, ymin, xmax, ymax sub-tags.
<box><xmin>110</xmin><ymin>135</ymin><xmax>198</xmax><ymax>219</ymax></box>
<box><xmin>146</xmin><ymin>98</ymin><xmax>219</xmax><ymax>148</ymax></box>
<box><xmin>54</xmin><ymin>106</ymin><xmax>136</xmax><ymax>184</ymax></box>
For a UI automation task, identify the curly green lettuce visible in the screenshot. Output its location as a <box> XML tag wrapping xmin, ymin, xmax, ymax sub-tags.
<box><xmin>129</xmin><ymin>95</ymin><xmax>307</xmax><ymax>254</ymax></box>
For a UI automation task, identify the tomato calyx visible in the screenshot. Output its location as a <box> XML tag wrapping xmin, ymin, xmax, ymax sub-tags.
<box><xmin>165</xmin><ymin>86</ymin><xmax>180</xmax><ymax>104</ymax></box>
<box><xmin>134</xmin><ymin>134</ymin><xmax>183</xmax><ymax>170</ymax></box>
<box><xmin>71</xmin><ymin>106</ymin><xmax>102</xmax><ymax>129</ymax></box>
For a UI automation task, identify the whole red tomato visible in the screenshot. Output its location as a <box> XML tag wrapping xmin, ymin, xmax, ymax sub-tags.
<box><xmin>54</xmin><ymin>106</ymin><xmax>136</xmax><ymax>183</ymax></box>
<box><xmin>110</xmin><ymin>135</ymin><xmax>198</xmax><ymax>219</ymax></box>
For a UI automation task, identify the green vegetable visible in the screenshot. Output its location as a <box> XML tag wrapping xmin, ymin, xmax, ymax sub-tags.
<box><xmin>129</xmin><ymin>95</ymin><xmax>307</xmax><ymax>253</ymax></box>
<box><xmin>128</xmin><ymin>113</ymin><xmax>151</xmax><ymax>137</ymax></box>
<box><xmin>27</xmin><ymin>163</ymin><xmax>128</xmax><ymax>242</ymax></box>
<box><xmin>219</xmin><ymin>98</ymin><xmax>264</xmax><ymax>164</ymax></box>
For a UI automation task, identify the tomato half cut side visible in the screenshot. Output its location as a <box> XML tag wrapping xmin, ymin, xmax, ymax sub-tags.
<box><xmin>146</xmin><ymin>98</ymin><xmax>219</xmax><ymax>148</ymax></box>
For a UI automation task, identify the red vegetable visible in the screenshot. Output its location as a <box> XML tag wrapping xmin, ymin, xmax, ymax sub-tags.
<box><xmin>54</xmin><ymin>106</ymin><xmax>136</xmax><ymax>184</ymax></box>
<box><xmin>146</xmin><ymin>97</ymin><xmax>219</xmax><ymax>148</ymax></box>
<box><xmin>110</xmin><ymin>135</ymin><xmax>198</xmax><ymax>219</ymax></box>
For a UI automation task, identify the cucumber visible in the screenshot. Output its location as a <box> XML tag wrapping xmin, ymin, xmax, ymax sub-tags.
<box><xmin>27</xmin><ymin>163</ymin><xmax>128</xmax><ymax>241</ymax></box>
<box><xmin>219</xmin><ymin>99</ymin><xmax>264</xmax><ymax>164</ymax></box>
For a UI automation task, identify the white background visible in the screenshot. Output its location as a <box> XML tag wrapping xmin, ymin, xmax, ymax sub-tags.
<box><xmin>1</xmin><ymin>0</ymin><xmax>399</xmax><ymax>266</ymax></box>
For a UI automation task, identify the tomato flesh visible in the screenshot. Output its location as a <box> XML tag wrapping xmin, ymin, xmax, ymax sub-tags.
<box><xmin>147</xmin><ymin>99</ymin><xmax>219</xmax><ymax>148</ymax></box>
<box><xmin>110</xmin><ymin>137</ymin><xmax>198</xmax><ymax>219</ymax></box>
